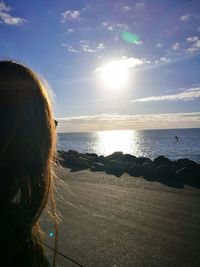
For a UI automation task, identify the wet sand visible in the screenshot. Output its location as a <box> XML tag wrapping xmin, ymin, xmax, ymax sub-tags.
<box><xmin>42</xmin><ymin>167</ymin><xmax>200</xmax><ymax>267</ymax></box>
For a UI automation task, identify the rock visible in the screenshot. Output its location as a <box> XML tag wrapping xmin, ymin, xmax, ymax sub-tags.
<box><xmin>84</xmin><ymin>153</ymin><xmax>99</xmax><ymax>162</ymax></box>
<box><xmin>85</xmin><ymin>153</ymin><xmax>98</xmax><ymax>158</ymax></box>
<box><xmin>173</xmin><ymin>158</ymin><xmax>198</xmax><ymax>168</ymax></box>
<box><xmin>142</xmin><ymin>162</ymin><xmax>156</xmax><ymax>177</ymax></box>
<box><xmin>152</xmin><ymin>164</ymin><xmax>175</xmax><ymax>179</ymax></box>
<box><xmin>66</xmin><ymin>150</ymin><xmax>80</xmax><ymax>157</ymax></box>
<box><xmin>97</xmin><ymin>155</ymin><xmax>105</xmax><ymax>164</ymax></box>
<box><xmin>90</xmin><ymin>162</ymin><xmax>105</xmax><ymax>172</ymax></box>
<box><xmin>63</xmin><ymin>156</ymin><xmax>91</xmax><ymax>170</ymax></box>
<box><xmin>154</xmin><ymin>156</ymin><xmax>172</xmax><ymax>166</ymax></box>
<box><xmin>105</xmin><ymin>151</ymin><xmax>123</xmax><ymax>161</ymax></box>
<box><xmin>128</xmin><ymin>164</ymin><xmax>143</xmax><ymax>177</ymax></box>
<box><xmin>57</xmin><ymin>150</ymin><xmax>69</xmax><ymax>165</ymax></box>
<box><xmin>105</xmin><ymin>160</ymin><xmax>125</xmax><ymax>176</ymax></box>
<box><xmin>121</xmin><ymin>154</ymin><xmax>137</xmax><ymax>162</ymax></box>
<box><xmin>176</xmin><ymin>163</ymin><xmax>200</xmax><ymax>180</ymax></box>
<box><xmin>137</xmin><ymin>157</ymin><xmax>152</xmax><ymax>164</ymax></box>
<box><xmin>122</xmin><ymin>161</ymin><xmax>134</xmax><ymax>172</ymax></box>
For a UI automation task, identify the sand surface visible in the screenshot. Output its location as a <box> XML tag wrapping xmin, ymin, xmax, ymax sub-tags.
<box><xmin>41</xmin><ymin>167</ymin><xmax>200</xmax><ymax>267</ymax></box>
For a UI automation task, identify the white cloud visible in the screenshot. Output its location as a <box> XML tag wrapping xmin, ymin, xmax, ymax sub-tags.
<box><xmin>120</xmin><ymin>57</ymin><xmax>147</xmax><ymax>68</ymax></box>
<box><xmin>135</xmin><ymin>40</ymin><xmax>143</xmax><ymax>45</ymax></box>
<box><xmin>0</xmin><ymin>1</ymin><xmax>11</xmax><ymax>12</ymax></box>
<box><xmin>0</xmin><ymin>1</ymin><xmax>27</xmax><ymax>25</ymax></box>
<box><xmin>123</xmin><ymin>5</ymin><xmax>131</xmax><ymax>11</ymax></box>
<box><xmin>186</xmin><ymin>36</ymin><xmax>200</xmax><ymax>53</ymax></box>
<box><xmin>62</xmin><ymin>10</ymin><xmax>81</xmax><ymax>21</ymax></box>
<box><xmin>102</xmin><ymin>21</ymin><xmax>109</xmax><ymax>27</ymax></box>
<box><xmin>96</xmin><ymin>57</ymin><xmax>148</xmax><ymax>73</ymax></box>
<box><xmin>156</xmin><ymin>43</ymin><xmax>163</xmax><ymax>48</ymax></box>
<box><xmin>180</xmin><ymin>14</ymin><xmax>191</xmax><ymax>21</ymax></box>
<box><xmin>97</xmin><ymin>43</ymin><xmax>105</xmax><ymax>49</ymax></box>
<box><xmin>187</xmin><ymin>36</ymin><xmax>199</xmax><ymax>42</ymax></box>
<box><xmin>56</xmin><ymin>112</ymin><xmax>200</xmax><ymax>132</ymax></box>
<box><xmin>81</xmin><ymin>43</ymin><xmax>96</xmax><ymax>53</ymax></box>
<box><xmin>155</xmin><ymin>57</ymin><xmax>171</xmax><ymax>64</ymax></box>
<box><xmin>172</xmin><ymin>42</ymin><xmax>180</xmax><ymax>51</ymax></box>
<box><xmin>135</xmin><ymin>2</ymin><xmax>145</xmax><ymax>8</ymax></box>
<box><xmin>66</xmin><ymin>28</ymin><xmax>74</xmax><ymax>34</ymax></box>
<box><xmin>102</xmin><ymin>21</ymin><xmax>129</xmax><ymax>31</ymax></box>
<box><xmin>62</xmin><ymin>44</ymin><xmax>79</xmax><ymax>53</ymax></box>
<box><xmin>80</xmin><ymin>40</ymin><xmax>105</xmax><ymax>53</ymax></box>
<box><xmin>130</xmin><ymin>87</ymin><xmax>200</xmax><ymax>103</ymax></box>
<box><xmin>63</xmin><ymin>41</ymin><xmax>105</xmax><ymax>54</ymax></box>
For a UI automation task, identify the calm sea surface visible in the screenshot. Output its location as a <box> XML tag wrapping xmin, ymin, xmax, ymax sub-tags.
<box><xmin>57</xmin><ymin>128</ymin><xmax>200</xmax><ymax>163</ymax></box>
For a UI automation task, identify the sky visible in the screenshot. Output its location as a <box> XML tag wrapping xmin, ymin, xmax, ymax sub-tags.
<box><xmin>0</xmin><ymin>0</ymin><xmax>200</xmax><ymax>132</ymax></box>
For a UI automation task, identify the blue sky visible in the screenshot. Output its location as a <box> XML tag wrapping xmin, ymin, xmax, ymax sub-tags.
<box><xmin>0</xmin><ymin>0</ymin><xmax>200</xmax><ymax>132</ymax></box>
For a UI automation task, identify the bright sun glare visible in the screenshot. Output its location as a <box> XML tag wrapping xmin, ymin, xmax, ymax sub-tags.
<box><xmin>99</xmin><ymin>61</ymin><xmax>129</xmax><ymax>89</ymax></box>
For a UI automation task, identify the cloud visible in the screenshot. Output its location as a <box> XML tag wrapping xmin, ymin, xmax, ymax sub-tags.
<box><xmin>62</xmin><ymin>41</ymin><xmax>105</xmax><ymax>54</ymax></box>
<box><xmin>155</xmin><ymin>57</ymin><xmax>171</xmax><ymax>64</ymax></box>
<box><xmin>187</xmin><ymin>36</ymin><xmax>199</xmax><ymax>42</ymax></box>
<box><xmin>61</xmin><ymin>10</ymin><xmax>81</xmax><ymax>21</ymax></box>
<box><xmin>56</xmin><ymin>112</ymin><xmax>200</xmax><ymax>132</ymax></box>
<box><xmin>156</xmin><ymin>43</ymin><xmax>163</xmax><ymax>48</ymax></box>
<box><xmin>66</xmin><ymin>28</ymin><xmax>74</xmax><ymax>34</ymax></box>
<box><xmin>97</xmin><ymin>43</ymin><xmax>105</xmax><ymax>49</ymax></box>
<box><xmin>135</xmin><ymin>2</ymin><xmax>145</xmax><ymax>8</ymax></box>
<box><xmin>130</xmin><ymin>87</ymin><xmax>200</xmax><ymax>103</ymax></box>
<box><xmin>186</xmin><ymin>36</ymin><xmax>200</xmax><ymax>53</ymax></box>
<box><xmin>62</xmin><ymin>43</ymin><xmax>79</xmax><ymax>53</ymax></box>
<box><xmin>172</xmin><ymin>42</ymin><xmax>180</xmax><ymax>51</ymax></box>
<box><xmin>96</xmin><ymin>56</ymin><xmax>148</xmax><ymax>73</ymax></box>
<box><xmin>102</xmin><ymin>21</ymin><xmax>129</xmax><ymax>31</ymax></box>
<box><xmin>180</xmin><ymin>14</ymin><xmax>191</xmax><ymax>21</ymax></box>
<box><xmin>0</xmin><ymin>1</ymin><xmax>10</xmax><ymax>12</ymax></box>
<box><xmin>80</xmin><ymin>40</ymin><xmax>105</xmax><ymax>53</ymax></box>
<box><xmin>123</xmin><ymin>5</ymin><xmax>131</xmax><ymax>11</ymax></box>
<box><xmin>0</xmin><ymin>1</ymin><xmax>27</xmax><ymax>25</ymax></box>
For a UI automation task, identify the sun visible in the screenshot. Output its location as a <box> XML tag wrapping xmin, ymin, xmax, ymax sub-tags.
<box><xmin>99</xmin><ymin>61</ymin><xmax>129</xmax><ymax>89</ymax></box>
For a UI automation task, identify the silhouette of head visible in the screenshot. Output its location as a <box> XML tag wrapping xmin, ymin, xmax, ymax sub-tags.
<box><xmin>0</xmin><ymin>60</ymin><xmax>58</xmax><ymax>267</ymax></box>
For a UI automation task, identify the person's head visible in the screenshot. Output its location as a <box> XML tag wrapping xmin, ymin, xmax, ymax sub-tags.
<box><xmin>0</xmin><ymin>60</ymin><xmax>58</xmax><ymax>266</ymax></box>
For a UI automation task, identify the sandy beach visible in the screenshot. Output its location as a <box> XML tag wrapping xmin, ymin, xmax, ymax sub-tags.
<box><xmin>42</xmin><ymin>167</ymin><xmax>200</xmax><ymax>267</ymax></box>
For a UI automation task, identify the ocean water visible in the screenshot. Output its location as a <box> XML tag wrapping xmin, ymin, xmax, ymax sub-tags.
<box><xmin>57</xmin><ymin>128</ymin><xmax>200</xmax><ymax>163</ymax></box>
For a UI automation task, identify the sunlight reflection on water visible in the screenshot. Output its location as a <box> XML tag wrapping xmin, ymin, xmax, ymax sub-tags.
<box><xmin>95</xmin><ymin>130</ymin><xmax>139</xmax><ymax>155</ymax></box>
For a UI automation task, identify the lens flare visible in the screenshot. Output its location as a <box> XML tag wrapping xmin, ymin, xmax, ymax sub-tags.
<box><xmin>122</xmin><ymin>31</ymin><xmax>140</xmax><ymax>44</ymax></box>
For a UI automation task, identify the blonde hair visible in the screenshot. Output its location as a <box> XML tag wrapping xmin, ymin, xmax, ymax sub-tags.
<box><xmin>0</xmin><ymin>60</ymin><xmax>59</xmax><ymax>267</ymax></box>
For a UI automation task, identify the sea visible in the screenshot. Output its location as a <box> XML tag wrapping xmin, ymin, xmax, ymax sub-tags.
<box><xmin>57</xmin><ymin>128</ymin><xmax>200</xmax><ymax>163</ymax></box>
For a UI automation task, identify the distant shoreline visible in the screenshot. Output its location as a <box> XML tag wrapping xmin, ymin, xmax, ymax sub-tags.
<box><xmin>57</xmin><ymin>127</ymin><xmax>200</xmax><ymax>134</ymax></box>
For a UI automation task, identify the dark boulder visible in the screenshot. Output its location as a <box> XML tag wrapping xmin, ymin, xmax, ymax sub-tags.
<box><xmin>66</xmin><ymin>150</ymin><xmax>80</xmax><ymax>157</ymax></box>
<box><xmin>97</xmin><ymin>155</ymin><xmax>106</xmax><ymax>164</ymax></box>
<box><xmin>152</xmin><ymin>164</ymin><xmax>175</xmax><ymax>179</ymax></box>
<box><xmin>105</xmin><ymin>160</ymin><xmax>125</xmax><ymax>176</ymax></box>
<box><xmin>142</xmin><ymin>162</ymin><xmax>156</xmax><ymax>178</ymax></box>
<box><xmin>176</xmin><ymin>163</ymin><xmax>200</xmax><ymax>180</ymax></box>
<box><xmin>122</xmin><ymin>161</ymin><xmax>134</xmax><ymax>172</ymax></box>
<box><xmin>121</xmin><ymin>154</ymin><xmax>137</xmax><ymax>162</ymax></box>
<box><xmin>90</xmin><ymin>162</ymin><xmax>105</xmax><ymax>172</ymax></box>
<box><xmin>105</xmin><ymin>151</ymin><xmax>123</xmax><ymax>161</ymax></box>
<box><xmin>83</xmin><ymin>153</ymin><xmax>99</xmax><ymax>162</ymax></box>
<box><xmin>137</xmin><ymin>157</ymin><xmax>152</xmax><ymax>164</ymax></box>
<box><xmin>63</xmin><ymin>156</ymin><xmax>91</xmax><ymax>170</ymax></box>
<box><xmin>173</xmin><ymin>158</ymin><xmax>198</xmax><ymax>169</ymax></box>
<box><xmin>154</xmin><ymin>156</ymin><xmax>172</xmax><ymax>166</ymax></box>
<box><xmin>128</xmin><ymin>164</ymin><xmax>143</xmax><ymax>177</ymax></box>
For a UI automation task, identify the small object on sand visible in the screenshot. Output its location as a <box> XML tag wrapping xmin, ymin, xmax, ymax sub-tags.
<box><xmin>175</xmin><ymin>136</ymin><xmax>179</xmax><ymax>142</ymax></box>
